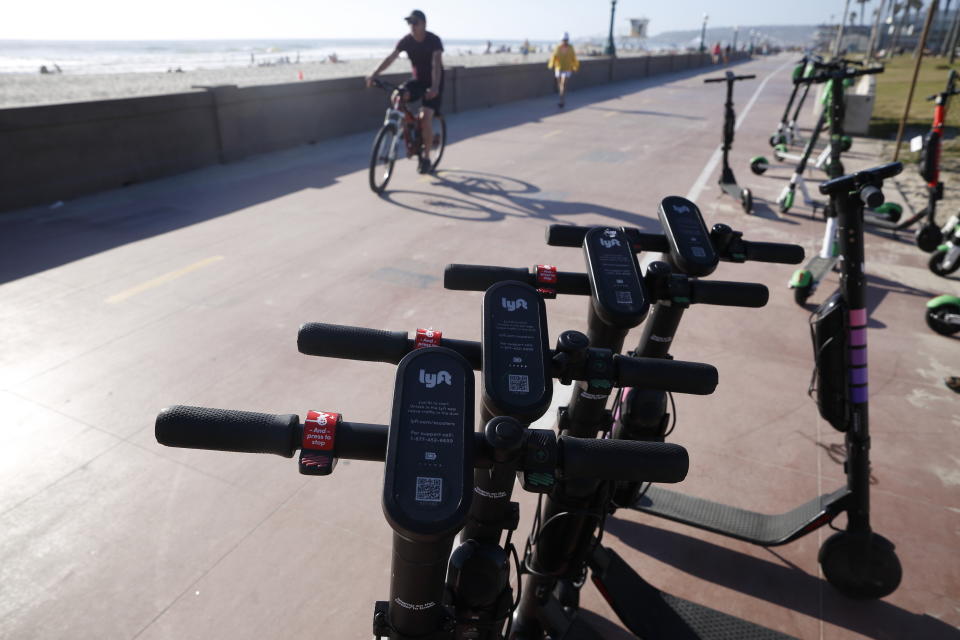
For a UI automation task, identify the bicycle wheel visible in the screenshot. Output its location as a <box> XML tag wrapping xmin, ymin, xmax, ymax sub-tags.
<box><xmin>429</xmin><ymin>115</ymin><xmax>447</xmax><ymax>172</ymax></box>
<box><xmin>369</xmin><ymin>125</ymin><xmax>398</xmax><ymax>194</ymax></box>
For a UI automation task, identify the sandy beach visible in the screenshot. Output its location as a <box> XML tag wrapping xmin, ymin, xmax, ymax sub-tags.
<box><xmin>0</xmin><ymin>51</ymin><xmax>582</xmax><ymax>109</ymax></box>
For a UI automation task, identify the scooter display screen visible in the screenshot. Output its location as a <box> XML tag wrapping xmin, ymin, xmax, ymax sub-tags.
<box><xmin>383</xmin><ymin>347</ymin><xmax>474</xmax><ymax>541</ymax></box>
<box><xmin>482</xmin><ymin>281</ymin><xmax>552</xmax><ymax>423</ymax></box>
<box><xmin>658</xmin><ymin>196</ymin><xmax>719</xmax><ymax>277</ymax></box>
<box><xmin>583</xmin><ymin>227</ymin><xmax>649</xmax><ymax>328</ymax></box>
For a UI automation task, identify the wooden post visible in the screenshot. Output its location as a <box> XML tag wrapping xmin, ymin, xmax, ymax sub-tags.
<box><xmin>893</xmin><ymin>0</ymin><xmax>940</xmax><ymax>161</ymax></box>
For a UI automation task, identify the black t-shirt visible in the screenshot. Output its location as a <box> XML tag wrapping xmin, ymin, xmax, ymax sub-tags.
<box><xmin>396</xmin><ymin>31</ymin><xmax>444</xmax><ymax>85</ymax></box>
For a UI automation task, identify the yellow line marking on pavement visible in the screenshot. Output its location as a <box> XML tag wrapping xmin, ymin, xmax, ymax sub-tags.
<box><xmin>603</xmin><ymin>111</ymin><xmax>618</xmax><ymax>118</ymax></box>
<box><xmin>419</xmin><ymin>175</ymin><xmax>433</xmax><ymax>182</ymax></box>
<box><xmin>542</xmin><ymin>129</ymin><xmax>563</xmax><ymax>139</ymax></box>
<box><xmin>106</xmin><ymin>256</ymin><xmax>225</xmax><ymax>303</ymax></box>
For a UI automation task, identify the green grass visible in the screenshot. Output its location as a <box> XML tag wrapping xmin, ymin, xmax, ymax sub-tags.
<box><xmin>869</xmin><ymin>54</ymin><xmax>960</xmax><ymax>157</ymax></box>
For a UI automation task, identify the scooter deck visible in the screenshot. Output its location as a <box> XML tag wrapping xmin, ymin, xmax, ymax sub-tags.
<box><xmin>590</xmin><ymin>545</ymin><xmax>797</xmax><ymax>639</ymax></box>
<box><xmin>633</xmin><ymin>485</ymin><xmax>850</xmax><ymax>546</ymax></box>
<box><xmin>804</xmin><ymin>255</ymin><xmax>838</xmax><ymax>281</ymax></box>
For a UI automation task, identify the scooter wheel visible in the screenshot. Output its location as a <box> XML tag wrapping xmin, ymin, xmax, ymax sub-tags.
<box><xmin>929</xmin><ymin>249</ymin><xmax>960</xmax><ymax>276</ymax></box>
<box><xmin>819</xmin><ymin>531</ymin><xmax>902</xmax><ymax>599</ymax></box>
<box><xmin>779</xmin><ymin>191</ymin><xmax>794</xmax><ymax>214</ymax></box>
<box><xmin>769</xmin><ymin>134</ymin><xmax>784</xmax><ymax>147</ymax></box>
<box><xmin>741</xmin><ymin>189</ymin><xmax>753</xmax><ymax>214</ymax></box>
<box><xmin>750</xmin><ymin>158</ymin><xmax>769</xmax><ymax>175</ymax></box>
<box><xmin>793</xmin><ymin>281</ymin><xmax>813</xmax><ymax>306</ymax></box>
<box><xmin>915</xmin><ymin>221</ymin><xmax>943</xmax><ymax>252</ymax></box>
<box><xmin>840</xmin><ymin>136</ymin><xmax>853</xmax><ymax>152</ymax></box>
<box><xmin>926</xmin><ymin>304</ymin><xmax>960</xmax><ymax>335</ymax></box>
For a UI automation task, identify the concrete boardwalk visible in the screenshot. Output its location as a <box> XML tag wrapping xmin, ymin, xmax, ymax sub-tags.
<box><xmin>1</xmin><ymin>54</ymin><xmax>957</xmax><ymax>639</ymax></box>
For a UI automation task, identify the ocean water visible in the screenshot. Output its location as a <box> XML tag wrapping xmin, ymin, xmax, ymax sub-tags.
<box><xmin>0</xmin><ymin>39</ymin><xmax>551</xmax><ymax>75</ymax></box>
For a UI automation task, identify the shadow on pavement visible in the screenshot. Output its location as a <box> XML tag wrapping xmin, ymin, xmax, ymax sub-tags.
<box><xmin>380</xmin><ymin>169</ymin><xmax>662</xmax><ymax>230</ymax></box>
<box><xmin>605</xmin><ymin>518</ymin><xmax>960</xmax><ymax>640</ymax></box>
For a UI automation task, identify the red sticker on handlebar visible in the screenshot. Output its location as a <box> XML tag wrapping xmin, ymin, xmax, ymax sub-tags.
<box><xmin>303</xmin><ymin>410</ymin><xmax>339</xmax><ymax>451</ymax></box>
<box><xmin>536</xmin><ymin>265</ymin><xmax>558</xmax><ymax>284</ymax></box>
<box><xmin>415</xmin><ymin>328</ymin><xmax>442</xmax><ymax>348</ymax></box>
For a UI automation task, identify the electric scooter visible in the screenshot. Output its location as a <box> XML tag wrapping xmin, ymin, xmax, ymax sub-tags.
<box><xmin>627</xmin><ymin>163</ymin><xmax>906</xmax><ymax>599</ymax></box>
<box><xmin>928</xmin><ymin>212</ymin><xmax>960</xmax><ymax>277</ymax></box>
<box><xmin>706</xmin><ymin>71</ymin><xmax>755</xmax><ymax>213</ymax></box>
<box><xmin>769</xmin><ymin>55</ymin><xmax>818</xmax><ymax>148</ymax></box>
<box><xmin>926</xmin><ymin>294</ymin><xmax>960</xmax><ymax>335</ymax></box>
<box><xmin>915</xmin><ymin>70</ymin><xmax>960</xmax><ymax>251</ymax></box>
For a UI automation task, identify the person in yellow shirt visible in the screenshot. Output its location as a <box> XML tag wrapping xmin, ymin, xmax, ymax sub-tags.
<box><xmin>548</xmin><ymin>33</ymin><xmax>579</xmax><ymax>108</ymax></box>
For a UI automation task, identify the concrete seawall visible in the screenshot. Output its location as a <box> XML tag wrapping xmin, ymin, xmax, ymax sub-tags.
<box><xmin>0</xmin><ymin>52</ymin><xmax>747</xmax><ymax>212</ymax></box>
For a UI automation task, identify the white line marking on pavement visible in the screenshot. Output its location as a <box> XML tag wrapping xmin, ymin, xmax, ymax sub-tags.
<box><xmin>106</xmin><ymin>256</ymin><xmax>225</xmax><ymax>303</ymax></box>
<box><xmin>685</xmin><ymin>59</ymin><xmax>793</xmax><ymax>204</ymax></box>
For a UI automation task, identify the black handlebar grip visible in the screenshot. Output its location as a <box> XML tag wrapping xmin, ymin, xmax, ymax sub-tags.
<box><xmin>860</xmin><ymin>185</ymin><xmax>884</xmax><ymax>209</ymax></box>
<box><xmin>612</xmin><ymin>355</ymin><xmax>718</xmax><ymax>395</ymax></box>
<box><xmin>298</xmin><ymin>322</ymin><xmax>411</xmax><ymax>363</ymax></box>
<box><xmin>444</xmin><ymin>264</ymin><xmax>531</xmax><ymax>290</ymax></box>
<box><xmin>155</xmin><ymin>405</ymin><xmax>299</xmax><ymax>457</ymax></box>
<box><xmin>704</xmin><ymin>77</ymin><xmax>725</xmax><ymax>83</ymax></box>
<box><xmin>559</xmin><ymin>437</ymin><xmax>689</xmax><ymax>484</ymax></box>
<box><xmin>690</xmin><ymin>280</ymin><xmax>769</xmax><ymax>308</ymax></box>
<box><xmin>743</xmin><ymin>241</ymin><xmax>805</xmax><ymax>264</ymax></box>
<box><xmin>545</xmin><ymin>224</ymin><xmax>589</xmax><ymax>247</ymax></box>
<box><xmin>736</xmin><ymin>74</ymin><xmax>757</xmax><ymax>80</ymax></box>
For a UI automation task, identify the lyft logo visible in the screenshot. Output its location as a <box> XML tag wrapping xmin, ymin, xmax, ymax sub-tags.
<box><xmin>672</xmin><ymin>203</ymin><xmax>691</xmax><ymax>214</ymax></box>
<box><xmin>502</xmin><ymin>297</ymin><xmax>529</xmax><ymax>312</ymax></box>
<box><xmin>419</xmin><ymin>369</ymin><xmax>453</xmax><ymax>388</ymax></box>
<box><xmin>599</xmin><ymin>237</ymin><xmax>622</xmax><ymax>248</ymax></box>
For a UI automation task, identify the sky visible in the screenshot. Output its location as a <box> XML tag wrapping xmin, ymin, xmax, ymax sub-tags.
<box><xmin>3</xmin><ymin>0</ymin><xmax>876</xmax><ymax>41</ymax></box>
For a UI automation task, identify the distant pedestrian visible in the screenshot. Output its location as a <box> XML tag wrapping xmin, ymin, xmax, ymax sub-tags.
<box><xmin>711</xmin><ymin>42</ymin><xmax>721</xmax><ymax>64</ymax></box>
<box><xmin>548</xmin><ymin>32</ymin><xmax>579</xmax><ymax>109</ymax></box>
<box><xmin>723</xmin><ymin>44</ymin><xmax>730</xmax><ymax>64</ymax></box>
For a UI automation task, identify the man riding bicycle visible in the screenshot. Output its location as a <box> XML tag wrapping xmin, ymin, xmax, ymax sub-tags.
<box><xmin>366</xmin><ymin>9</ymin><xmax>444</xmax><ymax>174</ymax></box>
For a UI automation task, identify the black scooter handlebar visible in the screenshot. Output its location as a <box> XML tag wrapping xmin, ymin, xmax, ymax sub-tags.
<box><xmin>155</xmin><ymin>405</ymin><xmax>691</xmax><ymax>483</ymax></box>
<box><xmin>443</xmin><ymin>264</ymin><xmax>591</xmax><ymax>294</ymax></box>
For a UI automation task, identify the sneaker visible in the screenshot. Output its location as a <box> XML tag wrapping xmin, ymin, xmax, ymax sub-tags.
<box><xmin>418</xmin><ymin>156</ymin><xmax>432</xmax><ymax>174</ymax></box>
<box><xmin>946</xmin><ymin>376</ymin><xmax>960</xmax><ymax>393</ymax></box>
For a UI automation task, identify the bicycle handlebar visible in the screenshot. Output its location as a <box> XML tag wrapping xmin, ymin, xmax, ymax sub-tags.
<box><xmin>155</xmin><ymin>405</ymin><xmax>690</xmax><ymax>483</ymax></box>
<box><xmin>297</xmin><ymin>322</ymin><xmax>719</xmax><ymax>395</ymax></box>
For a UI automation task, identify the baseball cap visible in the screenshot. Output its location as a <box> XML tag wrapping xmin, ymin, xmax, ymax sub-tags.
<box><xmin>405</xmin><ymin>10</ymin><xmax>426</xmax><ymax>23</ymax></box>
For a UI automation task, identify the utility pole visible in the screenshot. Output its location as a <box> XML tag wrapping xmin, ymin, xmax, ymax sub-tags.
<box><xmin>835</xmin><ymin>0</ymin><xmax>853</xmax><ymax>56</ymax></box>
<box><xmin>699</xmin><ymin>13</ymin><xmax>709</xmax><ymax>54</ymax></box>
<box><xmin>605</xmin><ymin>0</ymin><xmax>617</xmax><ymax>57</ymax></box>
<box><xmin>894</xmin><ymin>0</ymin><xmax>939</xmax><ymax>161</ymax></box>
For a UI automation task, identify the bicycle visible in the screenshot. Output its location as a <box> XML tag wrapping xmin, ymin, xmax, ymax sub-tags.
<box><xmin>368</xmin><ymin>78</ymin><xmax>447</xmax><ymax>194</ymax></box>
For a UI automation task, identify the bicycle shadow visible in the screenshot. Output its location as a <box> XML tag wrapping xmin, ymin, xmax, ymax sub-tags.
<box><xmin>379</xmin><ymin>169</ymin><xmax>663</xmax><ymax>232</ymax></box>
<box><xmin>604</xmin><ymin>518</ymin><xmax>959</xmax><ymax>640</ymax></box>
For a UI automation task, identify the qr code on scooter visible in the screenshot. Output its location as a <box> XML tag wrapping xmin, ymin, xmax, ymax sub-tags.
<box><xmin>508</xmin><ymin>375</ymin><xmax>529</xmax><ymax>393</ymax></box>
<box><xmin>416</xmin><ymin>477</ymin><xmax>442</xmax><ymax>502</ymax></box>
<box><xmin>615</xmin><ymin>291</ymin><xmax>633</xmax><ymax>304</ymax></box>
